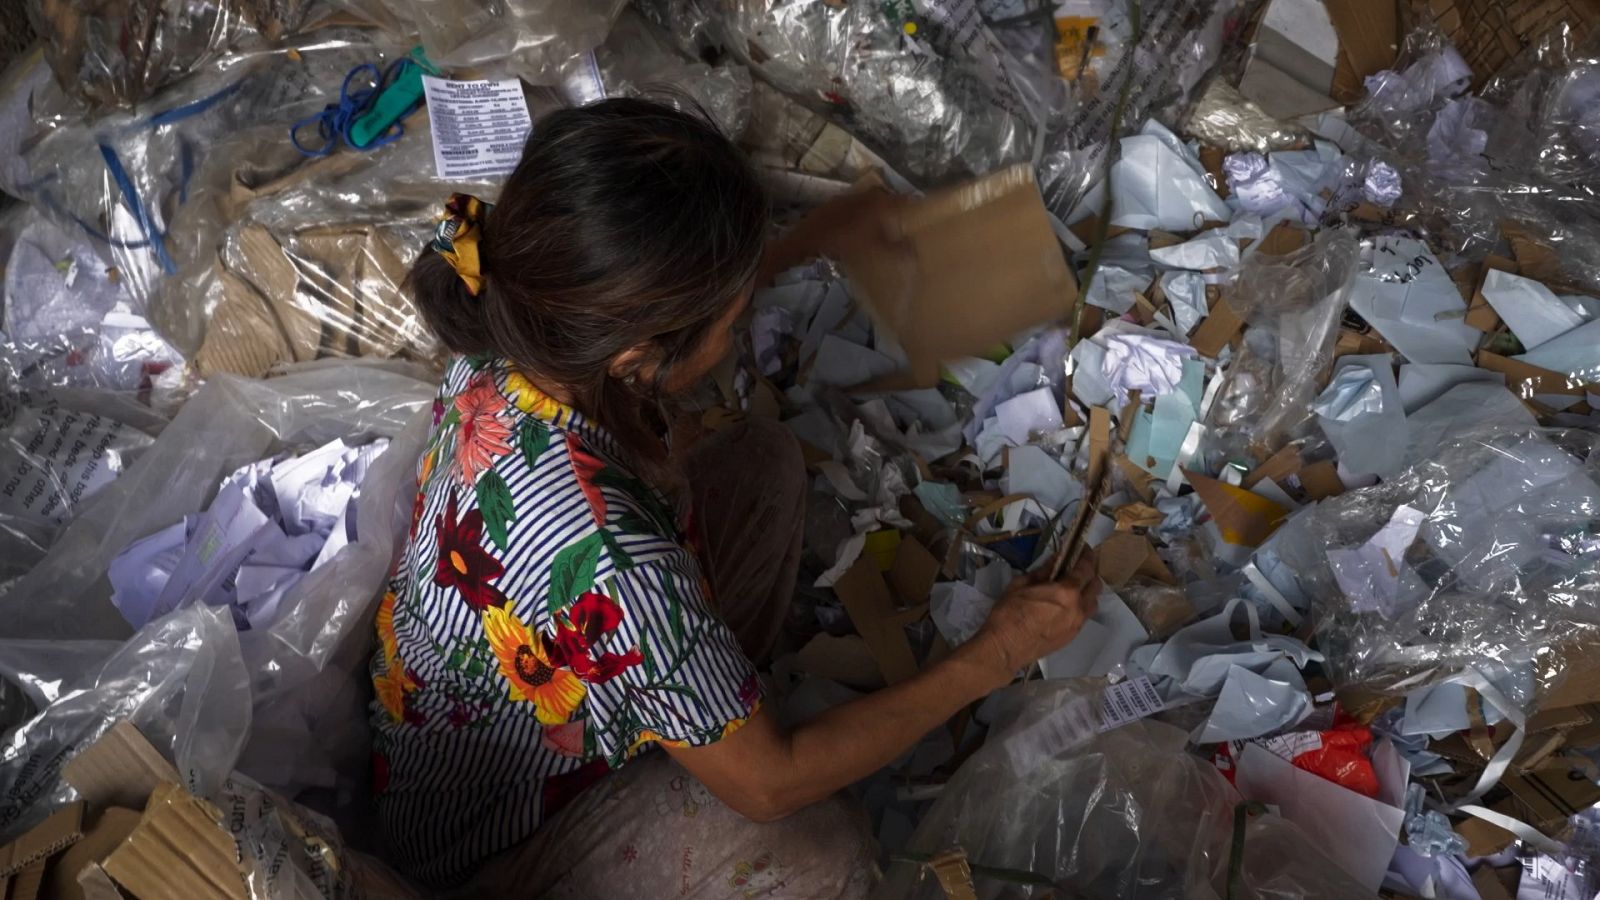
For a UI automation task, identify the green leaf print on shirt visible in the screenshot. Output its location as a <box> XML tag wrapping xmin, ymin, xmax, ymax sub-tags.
<box><xmin>547</xmin><ymin>531</ymin><xmax>605</xmax><ymax>615</ymax></box>
<box><xmin>518</xmin><ymin>417</ymin><xmax>550</xmax><ymax>468</ymax></box>
<box><xmin>476</xmin><ymin>468</ymin><xmax>517</xmax><ymax>551</ymax></box>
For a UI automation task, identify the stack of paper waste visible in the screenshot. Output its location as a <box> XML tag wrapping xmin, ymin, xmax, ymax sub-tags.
<box><xmin>109</xmin><ymin>436</ymin><xmax>390</xmax><ymax>632</ymax></box>
<box><xmin>2</xmin><ymin>0</ymin><xmax>1600</xmax><ymax>897</ymax></box>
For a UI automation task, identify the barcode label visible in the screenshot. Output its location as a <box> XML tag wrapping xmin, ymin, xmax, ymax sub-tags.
<box><xmin>1005</xmin><ymin>677</ymin><xmax>1166</xmax><ymax>773</ymax></box>
<box><xmin>1098</xmin><ymin>676</ymin><xmax>1164</xmax><ymax>729</ymax></box>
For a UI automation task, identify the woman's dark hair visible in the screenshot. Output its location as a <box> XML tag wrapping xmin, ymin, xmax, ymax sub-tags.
<box><xmin>408</xmin><ymin>97</ymin><xmax>768</xmax><ymax>471</ymax></box>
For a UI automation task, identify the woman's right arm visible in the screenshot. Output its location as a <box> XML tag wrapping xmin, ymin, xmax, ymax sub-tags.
<box><xmin>664</xmin><ymin>553</ymin><xmax>1101</xmax><ymax>821</ymax></box>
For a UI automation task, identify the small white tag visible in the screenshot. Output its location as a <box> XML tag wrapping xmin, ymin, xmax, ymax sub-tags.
<box><xmin>1098</xmin><ymin>676</ymin><xmax>1165</xmax><ymax>729</ymax></box>
<box><xmin>1005</xmin><ymin>677</ymin><xmax>1167</xmax><ymax>774</ymax></box>
<box><xmin>421</xmin><ymin>76</ymin><xmax>534</xmax><ymax>180</ymax></box>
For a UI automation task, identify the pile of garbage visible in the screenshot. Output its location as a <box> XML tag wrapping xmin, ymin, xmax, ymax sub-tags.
<box><xmin>2</xmin><ymin>0</ymin><xmax>1599</xmax><ymax>897</ymax></box>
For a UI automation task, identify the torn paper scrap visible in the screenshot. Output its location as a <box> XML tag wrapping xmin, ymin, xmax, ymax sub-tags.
<box><xmin>1479</xmin><ymin>269</ymin><xmax>1589</xmax><ymax>350</ymax></box>
<box><xmin>1326</xmin><ymin>505</ymin><xmax>1428</xmax><ymax>618</ymax></box>
<box><xmin>1148</xmin><ymin>230</ymin><xmax>1240</xmax><ymax>271</ymax></box>
<box><xmin>1101</xmin><ymin>333</ymin><xmax>1198</xmax><ymax>406</ymax></box>
<box><xmin>1109</xmin><ymin>121</ymin><xmax>1233</xmax><ymax>231</ymax></box>
<box><xmin>1347</xmin><ymin>236</ymin><xmax>1478</xmax><ymax>365</ymax></box>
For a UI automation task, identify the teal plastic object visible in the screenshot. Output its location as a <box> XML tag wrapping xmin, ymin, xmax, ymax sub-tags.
<box><xmin>349</xmin><ymin>47</ymin><xmax>437</xmax><ymax>149</ymax></box>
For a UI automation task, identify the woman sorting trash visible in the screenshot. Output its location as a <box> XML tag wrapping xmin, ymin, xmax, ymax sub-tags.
<box><xmin>371</xmin><ymin>97</ymin><xmax>1100</xmax><ymax>898</ymax></box>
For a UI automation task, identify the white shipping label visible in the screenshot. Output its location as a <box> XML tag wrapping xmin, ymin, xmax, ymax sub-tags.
<box><xmin>422</xmin><ymin>76</ymin><xmax>534</xmax><ymax>180</ymax></box>
<box><xmin>1006</xmin><ymin>677</ymin><xmax>1167</xmax><ymax>774</ymax></box>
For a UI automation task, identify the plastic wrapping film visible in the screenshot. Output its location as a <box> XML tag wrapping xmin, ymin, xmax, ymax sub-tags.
<box><xmin>0</xmin><ymin>389</ymin><xmax>165</xmax><ymax>595</ymax></box>
<box><xmin>26</xmin><ymin>0</ymin><xmax>317</xmax><ymax>109</ymax></box>
<box><xmin>1203</xmin><ymin>229</ymin><xmax>1360</xmax><ymax>464</ymax></box>
<box><xmin>13</xmin><ymin>28</ymin><xmax>413</xmax><ymax>349</ymax></box>
<box><xmin>561</xmin><ymin>8</ymin><xmax>754</xmax><ymax>139</ymax></box>
<box><xmin>876</xmin><ymin>679</ymin><xmax>1371</xmax><ymax>899</ymax></box>
<box><xmin>0</xmin><ymin>366</ymin><xmax>430</xmax><ymax>847</ymax></box>
<box><xmin>1183</xmin><ymin>78</ymin><xmax>1311</xmax><ymax>154</ymax></box>
<box><xmin>2</xmin><ymin>205</ymin><xmax>186</xmax><ymax>397</ymax></box>
<box><xmin>633</xmin><ymin>0</ymin><xmax>1055</xmax><ymax>187</ymax></box>
<box><xmin>1347</xmin><ymin>21</ymin><xmax>1600</xmax><ymax>292</ymax></box>
<box><xmin>1035</xmin><ymin>0</ymin><xmax>1246</xmax><ymax>221</ymax></box>
<box><xmin>1273</xmin><ymin>425</ymin><xmax>1600</xmax><ymax>708</ymax></box>
<box><xmin>351</xmin><ymin>0</ymin><xmax>626</xmax><ymax>75</ymax></box>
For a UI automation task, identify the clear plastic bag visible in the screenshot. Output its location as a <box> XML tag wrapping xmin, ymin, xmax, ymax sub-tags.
<box><xmin>14</xmin><ymin>27</ymin><xmax>418</xmax><ymax>348</ymax></box>
<box><xmin>563</xmin><ymin>9</ymin><xmax>753</xmax><ymax>139</ymax></box>
<box><xmin>0</xmin><ymin>389</ymin><xmax>162</xmax><ymax>593</ymax></box>
<box><xmin>25</xmin><ymin>0</ymin><xmax>314</xmax><ymax>109</ymax></box>
<box><xmin>635</xmin><ymin>0</ymin><xmax>1051</xmax><ymax>187</ymax></box>
<box><xmin>375</xmin><ymin>0</ymin><xmax>625</xmax><ymax>75</ymax></box>
<box><xmin>1</xmin><ymin>364</ymin><xmax>432</xmax><ymax>818</ymax></box>
<box><xmin>1203</xmin><ymin>229</ymin><xmax>1360</xmax><ymax>464</ymax></box>
<box><xmin>1182</xmin><ymin>78</ymin><xmax>1310</xmax><ymax>154</ymax></box>
<box><xmin>876</xmin><ymin>679</ymin><xmax>1371</xmax><ymax>899</ymax></box>
<box><xmin>1273</xmin><ymin>425</ymin><xmax>1600</xmax><ymax>705</ymax></box>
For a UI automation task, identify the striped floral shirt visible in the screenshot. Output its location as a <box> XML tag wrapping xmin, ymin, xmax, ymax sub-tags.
<box><xmin>371</xmin><ymin>356</ymin><xmax>760</xmax><ymax>888</ymax></box>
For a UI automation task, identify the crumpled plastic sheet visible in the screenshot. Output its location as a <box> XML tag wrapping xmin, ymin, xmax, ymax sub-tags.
<box><xmin>0</xmin><ymin>364</ymin><xmax>432</xmax><ymax>843</ymax></box>
<box><xmin>1184</xmin><ymin>77</ymin><xmax>1309</xmax><ymax>153</ymax></box>
<box><xmin>350</xmin><ymin>0</ymin><xmax>626</xmax><ymax>74</ymax></box>
<box><xmin>565</xmin><ymin>8</ymin><xmax>753</xmax><ymax>139</ymax></box>
<box><xmin>634</xmin><ymin>0</ymin><xmax>1053</xmax><ymax>187</ymax></box>
<box><xmin>1035</xmin><ymin>0</ymin><xmax>1244</xmax><ymax>220</ymax></box>
<box><xmin>1349</xmin><ymin>22</ymin><xmax>1600</xmax><ymax>292</ymax></box>
<box><xmin>877</xmin><ymin>679</ymin><xmax>1372</xmax><ymax>899</ymax></box>
<box><xmin>1204</xmin><ymin>229</ymin><xmax>1360</xmax><ymax>463</ymax></box>
<box><xmin>14</xmin><ymin>28</ymin><xmax>417</xmax><ymax>351</ymax></box>
<box><xmin>1273</xmin><ymin>425</ymin><xmax>1600</xmax><ymax>706</ymax></box>
<box><xmin>26</xmin><ymin>0</ymin><xmax>316</xmax><ymax>109</ymax></box>
<box><xmin>0</xmin><ymin>389</ymin><xmax>163</xmax><ymax>594</ymax></box>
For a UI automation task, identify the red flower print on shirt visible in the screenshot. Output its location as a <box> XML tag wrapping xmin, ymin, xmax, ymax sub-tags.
<box><xmin>453</xmin><ymin>376</ymin><xmax>513</xmax><ymax>486</ymax></box>
<box><xmin>433</xmin><ymin>490</ymin><xmax>507</xmax><ymax>610</ymax></box>
<box><xmin>551</xmin><ymin>591</ymin><xmax>644</xmax><ymax>684</ymax></box>
<box><xmin>566</xmin><ymin>432</ymin><xmax>608</xmax><ymax>527</ymax></box>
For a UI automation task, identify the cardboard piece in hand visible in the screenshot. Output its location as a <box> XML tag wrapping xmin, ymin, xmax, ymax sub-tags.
<box><xmin>838</xmin><ymin>165</ymin><xmax>1075</xmax><ymax>388</ymax></box>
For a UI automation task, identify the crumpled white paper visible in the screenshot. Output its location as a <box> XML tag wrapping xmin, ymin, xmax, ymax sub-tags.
<box><xmin>1101</xmin><ymin>333</ymin><xmax>1198</xmax><ymax>406</ymax></box>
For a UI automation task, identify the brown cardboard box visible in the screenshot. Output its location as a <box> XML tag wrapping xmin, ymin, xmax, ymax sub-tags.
<box><xmin>102</xmin><ymin>783</ymin><xmax>247</xmax><ymax>900</ymax></box>
<box><xmin>1411</xmin><ymin>0</ymin><xmax>1600</xmax><ymax>85</ymax></box>
<box><xmin>0</xmin><ymin>803</ymin><xmax>85</xmax><ymax>878</ymax></box>
<box><xmin>839</xmin><ymin>165</ymin><xmax>1076</xmax><ymax>388</ymax></box>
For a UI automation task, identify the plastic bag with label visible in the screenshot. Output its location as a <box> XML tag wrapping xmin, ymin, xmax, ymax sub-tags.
<box><xmin>1273</xmin><ymin>425</ymin><xmax>1600</xmax><ymax>705</ymax></box>
<box><xmin>877</xmin><ymin>679</ymin><xmax>1371</xmax><ymax>899</ymax></box>
<box><xmin>1203</xmin><ymin>229</ymin><xmax>1360</xmax><ymax>464</ymax></box>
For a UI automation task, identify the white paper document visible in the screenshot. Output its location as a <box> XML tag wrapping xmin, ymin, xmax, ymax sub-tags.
<box><xmin>423</xmin><ymin>76</ymin><xmax>534</xmax><ymax>180</ymax></box>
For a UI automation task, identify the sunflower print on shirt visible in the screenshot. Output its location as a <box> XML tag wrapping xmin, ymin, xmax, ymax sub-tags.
<box><xmin>369</xmin><ymin>356</ymin><xmax>761</xmax><ymax>890</ymax></box>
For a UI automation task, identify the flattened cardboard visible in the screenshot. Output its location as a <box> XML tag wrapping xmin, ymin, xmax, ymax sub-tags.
<box><xmin>1471</xmin><ymin>865</ymin><xmax>1515</xmax><ymax>900</ymax></box>
<box><xmin>840</xmin><ymin>165</ymin><xmax>1075</xmax><ymax>388</ymax></box>
<box><xmin>793</xmin><ymin>633</ymin><xmax>885</xmax><ymax>689</ymax></box>
<box><xmin>1254</xmin><ymin>222</ymin><xmax>1309</xmax><ymax>257</ymax></box>
<box><xmin>47</xmin><ymin>808</ymin><xmax>141</xmax><ymax>900</ymax></box>
<box><xmin>1049</xmin><ymin>407</ymin><xmax>1112</xmax><ymax>579</ymax></box>
<box><xmin>8</xmin><ymin>860</ymin><xmax>45</xmax><ymax>900</ymax></box>
<box><xmin>887</xmin><ymin>536</ymin><xmax>941</xmax><ymax>608</ymax></box>
<box><xmin>102</xmin><ymin>783</ymin><xmax>246</xmax><ymax>900</ymax></box>
<box><xmin>1324</xmin><ymin>0</ymin><xmax>1400</xmax><ymax>83</ymax></box>
<box><xmin>1184</xmin><ymin>470</ymin><xmax>1290</xmax><ymax>546</ymax></box>
<box><xmin>1190</xmin><ymin>296</ymin><xmax>1245</xmax><ymax>358</ymax></box>
<box><xmin>1298</xmin><ymin>460</ymin><xmax>1345</xmax><ymax>500</ymax></box>
<box><xmin>834</xmin><ymin>555</ymin><xmax>921</xmax><ymax>685</ymax></box>
<box><xmin>1243</xmin><ymin>444</ymin><xmax>1302</xmax><ymax>489</ymax></box>
<box><xmin>64</xmin><ymin>720</ymin><xmax>181</xmax><ymax>811</ymax></box>
<box><xmin>0</xmin><ymin>802</ymin><xmax>86</xmax><ymax>877</ymax></box>
<box><xmin>1096</xmin><ymin>532</ymin><xmax>1176</xmax><ymax>588</ymax></box>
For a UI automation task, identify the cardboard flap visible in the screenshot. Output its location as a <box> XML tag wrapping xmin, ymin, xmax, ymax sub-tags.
<box><xmin>840</xmin><ymin>165</ymin><xmax>1074</xmax><ymax>387</ymax></box>
<box><xmin>834</xmin><ymin>556</ymin><xmax>920</xmax><ymax>685</ymax></box>
<box><xmin>0</xmin><ymin>802</ymin><xmax>86</xmax><ymax>877</ymax></box>
<box><xmin>1184</xmin><ymin>471</ymin><xmax>1289</xmax><ymax>546</ymax></box>
<box><xmin>102</xmin><ymin>784</ymin><xmax>247</xmax><ymax>900</ymax></box>
<box><xmin>64</xmin><ymin>720</ymin><xmax>182</xmax><ymax>811</ymax></box>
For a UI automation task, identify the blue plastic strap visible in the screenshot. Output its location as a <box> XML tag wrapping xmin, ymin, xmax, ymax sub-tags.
<box><xmin>99</xmin><ymin>144</ymin><xmax>178</xmax><ymax>274</ymax></box>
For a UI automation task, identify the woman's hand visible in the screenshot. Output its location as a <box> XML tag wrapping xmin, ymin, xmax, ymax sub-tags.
<box><xmin>963</xmin><ymin>552</ymin><xmax>1103</xmax><ymax>682</ymax></box>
